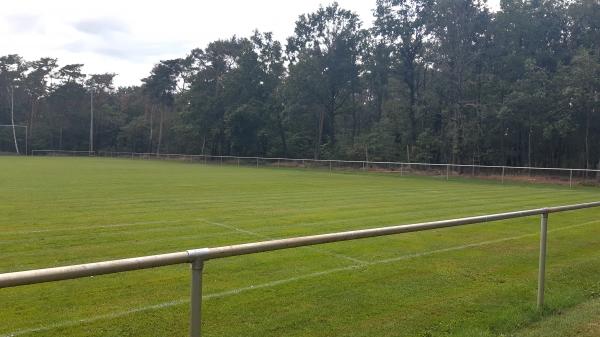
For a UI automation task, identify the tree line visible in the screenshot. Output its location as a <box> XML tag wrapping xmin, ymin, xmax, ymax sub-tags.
<box><xmin>1</xmin><ymin>0</ymin><xmax>599</xmax><ymax>168</ymax></box>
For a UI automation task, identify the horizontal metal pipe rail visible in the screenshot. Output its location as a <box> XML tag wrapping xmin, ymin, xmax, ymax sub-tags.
<box><xmin>1</xmin><ymin>201</ymin><xmax>599</xmax><ymax>336</ymax></box>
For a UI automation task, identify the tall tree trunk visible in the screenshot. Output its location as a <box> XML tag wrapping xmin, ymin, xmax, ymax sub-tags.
<box><xmin>351</xmin><ymin>93</ymin><xmax>357</xmax><ymax>146</ymax></box>
<box><xmin>28</xmin><ymin>99</ymin><xmax>35</xmax><ymax>147</ymax></box>
<box><xmin>9</xmin><ymin>87</ymin><xmax>20</xmax><ymax>154</ymax></box>
<box><xmin>408</xmin><ymin>82</ymin><xmax>416</xmax><ymax>145</ymax></box>
<box><xmin>157</xmin><ymin>107</ymin><xmax>164</xmax><ymax>155</ymax></box>
<box><xmin>528</xmin><ymin>126</ymin><xmax>532</xmax><ymax>167</ymax></box>
<box><xmin>328</xmin><ymin>95</ymin><xmax>336</xmax><ymax>147</ymax></box>
<box><xmin>376</xmin><ymin>91</ymin><xmax>384</xmax><ymax>122</ymax></box>
<box><xmin>148</xmin><ymin>105</ymin><xmax>153</xmax><ymax>153</ymax></box>
<box><xmin>314</xmin><ymin>110</ymin><xmax>325</xmax><ymax>160</ymax></box>
<box><xmin>585</xmin><ymin>110</ymin><xmax>590</xmax><ymax>169</ymax></box>
<box><xmin>276</xmin><ymin>113</ymin><xmax>287</xmax><ymax>156</ymax></box>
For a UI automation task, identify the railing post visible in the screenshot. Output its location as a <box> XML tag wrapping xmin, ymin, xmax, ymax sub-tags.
<box><xmin>446</xmin><ymin>164</ymin><xmax>449</xmax><ymax>181</ymax></box>
<box><xmin>190</xmin><ymin>259</ymin><xmax>205</xmax><ymax>337</ymax></box>
<box><xmin>502</xmin><ymin>166</ymin><xmax>505</xmax><ymax>184</ymax></box>
<box><xmin>569</xmin><ymin>170</ymin><xmax>573</xmax><ymax>188</ymax></box>
<box><xmin>537</xmin><ymin>212</ymin><xmax>549</xmax><ymax>310</ymax></box>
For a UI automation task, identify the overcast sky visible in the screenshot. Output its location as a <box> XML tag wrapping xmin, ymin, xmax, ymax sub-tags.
<box><xmin>1</xmin><ymin>0</ymin><xmax>501</xmax><ymax>87</ymax></box>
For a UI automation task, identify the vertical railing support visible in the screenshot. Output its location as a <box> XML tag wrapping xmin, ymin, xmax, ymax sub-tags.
<box><xmin>501</xmin><ymin>166</ymin><xmax>505</xmax><ymax>184</ymax></box>
<box><xmin>537</xmin><ymin>212</ymin><xmax>549</xmax><ymax>310</ymax></box>
<box><xmin>569</xmin><ymin>170</ymin><xmax>573</xmax><ymax>188</ymax></box>
<box><xmin>190</xmin><ymin>259</ymin><xmax>205</xmax><ymax>337</ymax></box>
<box><xmin>446</xmin><ymin>164</ymin><xmax>450</xmax><ymax>181</ymax></box>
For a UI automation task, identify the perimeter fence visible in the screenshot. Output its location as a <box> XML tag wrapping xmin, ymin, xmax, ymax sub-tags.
<box><xmin>30</xmin><ymin>149</ymin><xmax>600</xmax><ymax>187</ymax></box>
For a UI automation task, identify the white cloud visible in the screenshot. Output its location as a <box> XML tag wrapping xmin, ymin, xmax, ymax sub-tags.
<box><xmin>0</xmin><ymin>0</ymin><xmax>501</xmax><ymax>87</ymax></box>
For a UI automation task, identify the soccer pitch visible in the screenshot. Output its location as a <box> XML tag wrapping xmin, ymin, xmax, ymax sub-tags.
<box><xmin>1</xmin><ymin>157</ymin><xmax>600</xmax><ymax>337</ymax></box>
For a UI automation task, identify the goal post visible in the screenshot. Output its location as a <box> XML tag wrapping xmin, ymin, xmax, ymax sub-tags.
<box><xmin>0</xmin><ymin>124</ymin><xmax>28</xmax><ymax>155</ymax></box>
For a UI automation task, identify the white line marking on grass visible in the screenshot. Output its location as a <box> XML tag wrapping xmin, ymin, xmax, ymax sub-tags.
<box><xmin>201</xmin><ymin>219</ymin><xmax>368</xmax><ymax>265</ymax></box>
<box><xmin>5</xmin><ymin>220</ymin><xmax>188</xmax><ymax>235</ymax></box>
<box><xmin>3</xmin><ymin>220</ymin><xmax>599</xmax><ymax>337</ymax></box>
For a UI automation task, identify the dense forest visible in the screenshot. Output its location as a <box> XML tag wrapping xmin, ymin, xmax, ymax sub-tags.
<box><xmin>1</xmin><ymin>0</ymin><xmax>599</xmax><ymax>168</ymax></box>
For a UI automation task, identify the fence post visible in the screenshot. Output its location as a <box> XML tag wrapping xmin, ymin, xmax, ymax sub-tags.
<box><xmin>190</xmin><ymin>260</ymin><xmax>205</xmax><ymax>337</ymax></box>
<box><xmin>502</xmin><ymin>166</ymin><xmax>505</xmax><ymax>184</ymax></box>
<box><xmin>569</xmin><ymin>170</ymin><xmax>573</xmax><ymax>188</ymax></box>
<box><xmin>329</xmin><ymin>160</ymin><xmax>332</xmax><ymax>173</ymax></box>
<box><xmin>537</xmin><ymin>212</ymin><xmax>549</xmax><ymax>310</ymax></box>
<box><xmin>446</xmin><ymin>164</ymin><xmax>449</xmax><ymax>181</ymax></box>
<box><xmin>256</xmin><ymin>157</ymin><xmax>259</xmax><ymax>168</ymax></box>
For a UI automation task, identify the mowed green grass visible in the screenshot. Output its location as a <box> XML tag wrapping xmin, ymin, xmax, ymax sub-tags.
<box><xmin>1</xmin><ymin>157</ymin><xmax>600</xmax><ymax>337</ymax></box>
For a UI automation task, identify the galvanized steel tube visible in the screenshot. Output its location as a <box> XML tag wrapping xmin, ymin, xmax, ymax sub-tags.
<box><xmin>1</xmin><ymin>202</ymin><xmax>599</xmax><ymax>289</ymax></box>
<box><xmin>0</xmin><ymin>252</ymin><xmax>190</xmax><ymax>288</ymax></box>
<box><xmin>537</xmin><ymin>213</ymin><xmax>549</xmax><ymax>310</ymax></box>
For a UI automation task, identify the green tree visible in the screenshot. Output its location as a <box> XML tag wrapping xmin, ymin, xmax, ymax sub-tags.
<box><xmin>143</xmin><ymin>59</ymin><xmax>182</xmax><ymax>154</ymax></box>
<box><xmin>286</xmin><ymin>2</ymin><xmax>367</xmax><ymax>159</ymax></box>
<box><xmin>427</xmin><ymin>0</ymin><xmax>490</xmax><ymax>164</ymax></box>
<box><xmin>374</xmin><ymin>0</ymin><xmax>433</xmax><ymax>147</ymax></box>
<box><xmin>556</xmin><ymin>49</ymin><xmax>600</xmax><ymax>168</ymax></box>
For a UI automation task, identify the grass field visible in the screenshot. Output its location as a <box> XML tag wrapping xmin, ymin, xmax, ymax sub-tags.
<box><xmin>1</xmin><ymin>157</ymin><xmax>600</xmax><ymax>337</ymax></box>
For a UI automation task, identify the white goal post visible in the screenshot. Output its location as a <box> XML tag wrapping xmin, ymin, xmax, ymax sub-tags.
<box><xmin>0</xmin><ymin>124</ymin><xmax>28</xmax><ymax>155</ymax></box>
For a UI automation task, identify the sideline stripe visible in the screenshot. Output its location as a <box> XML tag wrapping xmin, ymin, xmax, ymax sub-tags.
<box><xmin>2</xmin><ymin>220</ymin><xmax>599</xmax><ymax>337</ymax></box>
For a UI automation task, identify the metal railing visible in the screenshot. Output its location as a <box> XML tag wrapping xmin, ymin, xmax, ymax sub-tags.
<box><xmin>1</xmin><ymin>201</ymin><xmax>599</xmax><ymax>336</ymax></box>
<box><xmin>29</xmin><ymin>150</ymin><xmax>600</xmax><ymax>187</ymax></box>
